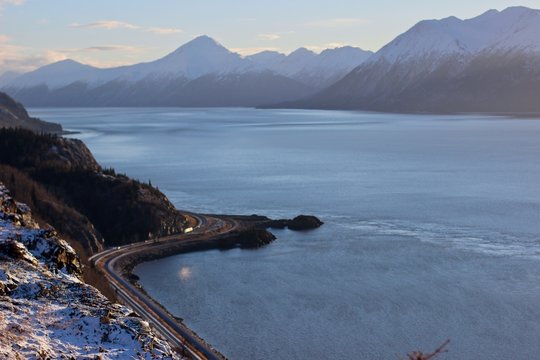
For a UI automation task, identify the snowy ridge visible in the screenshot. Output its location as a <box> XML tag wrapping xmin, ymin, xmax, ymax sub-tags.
<box><xmin>294</xmin><ymin>6</ymin><xmax>540</xmax><ymax>113</ymax></box>
<box><xmin>0</xmin><ymin>183</ymin><xmax>182</xmax><ymax>360</ymax></box>
<box><xmin>107</xmin><ymin>35</ymin><xmax>264</xmax><ymax>83</ymax></box>
<box><xmin>2</xmin><ymin>35</ymin><xmax>371</xmax><ymax>91</ymax></box>
<box><xmin>370</xmin><ymin>6</ymin><xmax>540</xmax><ymax>64</ymax></box>
<box><xmin>247</xmin><ymin>46</ymin><xmax>372</xmax><ymax>87</ymax></box>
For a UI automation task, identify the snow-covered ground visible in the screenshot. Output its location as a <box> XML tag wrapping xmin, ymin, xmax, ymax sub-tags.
<box><xmin>0</xmin><ymin>183</ymin><xmax>182</xmax><ymax>359</ymax></box>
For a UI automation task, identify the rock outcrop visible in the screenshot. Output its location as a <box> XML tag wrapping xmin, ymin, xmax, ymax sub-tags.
<box><xmin>219</xmin><ymin>228</ymin><xmax>277</xmax><ymax>249</ymax></box>
<box><xmin>0</xmin><ymin>183</ymin><xmax>182</xmax><ymax>359</ymax></box>
<box><xmin>265</xmin><ymin>215</ymin><xmax>324</xmax><ymax>231</ymax></box>
<box><xmin>287</xmin><ymin>215</ymin><xmax>324</xmax><ymax>230</ymax></box>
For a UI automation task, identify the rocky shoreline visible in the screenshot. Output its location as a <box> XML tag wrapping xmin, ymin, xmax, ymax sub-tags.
<box><xmin>114</xmin><ymin>213</ymin><xmax>324</xmax><ymax>281</ymax></box>
<box><xmin>94</xmin><ymin>212</ymin><xmax>323</xmax><ymax>360</ymax></box>
<box><xmin>0</xmin><ymin>183</ymin><xmax>183</xmax><ymax>359</ymax></box>
<box><xmin>0</xmin><ymin>93</ymin><xmax>325</xmax><ymax>358</ymax></box>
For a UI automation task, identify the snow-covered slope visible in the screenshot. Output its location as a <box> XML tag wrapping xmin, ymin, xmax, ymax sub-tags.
<box><xmin>6</xmin><ymin>36</ymin><xmax>260</xmax><ymax>89</ymax></box>
<box><xmin>293</xmin><ymin>6</ymin><xmax>540</xmax><ymax>113</ymax></box>
<box><xmin>0</xmin><ymin>183</ymin><xmax>182</xmax><ymax>359</ymax></box>
<box><xmin>9</xmin><ymin>59</ymin><xmax>101</xmax><ymax>89</ymax></box>
<box><xmin>247</xmin><ymin>46</ymin><xmax>372</xmax><ymax>88</ymax></box>
<box><xmin>100</xmin><ymin>35</ymin><xmax>263</xmax><ymax>83</ymax></box>
<box><xmin>146</xmin><ymin>35</ymin><xmax>260</xmax><ymax>78</ymax></box>
<box><xmin>369</xmin><ymin>6</ymin><xmax>540</xmax><ymax>64</ymax></box>
<box><xmin>245</xmin><ymin>50</ymin><xmax>287</xmax><ymax>69</ymax></box>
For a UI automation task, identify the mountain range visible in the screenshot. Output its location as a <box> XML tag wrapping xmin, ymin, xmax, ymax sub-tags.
<box><xmin>2</xmin><ymin>6</ymin><xmax>540</xmax><ymax>113</ymax></box>
<box><xmin>290</xmin><ymin>6</ymin><xmax>540</xmax><ymax>113</ymax></box>
<box><xmin>0</xmin><ymin>36</ymin><xmax>372</xmax><ymax>107</ymax></box>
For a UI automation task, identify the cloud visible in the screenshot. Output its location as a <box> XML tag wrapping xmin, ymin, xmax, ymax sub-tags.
<box><xmin>0</xmin><ymin>34</ymin><xmax>11</xmax><ymax>42</ymax></box>
<box><xmin>307</xmin><ymin>18</ymin><xmax>370</xmax><ymax>28</ymax></box>
<box><xmin>0</xmin><ymin>0</ymin><xmax>25</xmax><ymax>5</ymax></box>
<box><xmin>70</xmin><ymin>20</ymin><xmax>140</xmax><ymax>30</ymax></box>
<box><xmin>80</xmin><ymin>45</ymin><xmax>140</xmax><ymax>53</ymax></box>
<box><xmin>0</xmin><ymin>0</ymin><xmax>25</xmax><ymax>8</ymax></box>
<box><xmin>145</xmin><ymin>27</ymin><xmax>183</xmax><ymax>35</ymax></box>
<box><xmin>0</xmin><ymin>44</ymin><xmax>67</xmax><ymax>74</ymax></box>
<box><xmin>0</xmin><ymin>0</ymin><xmax>24</xmax><ymax>15</ymax></box>
<box><xmin>69</xmin><ymin>21</ymin><xmax>182</xmax><ymax>35</ymax></box>
<box><xmin>0</xmin><ymin>43</ymin><xmax>144</xmax><ymax>75</ymax></box>
<box><xmin>258</xmin><ymin>33</ymin><xmax>281</xmax><ymax>41</ymax></box>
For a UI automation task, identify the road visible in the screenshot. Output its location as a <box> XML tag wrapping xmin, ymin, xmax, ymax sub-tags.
<box><xmin>90</xmin><ymin>213</ymin><xmax>238</xmax><ymax>360</ymax></box>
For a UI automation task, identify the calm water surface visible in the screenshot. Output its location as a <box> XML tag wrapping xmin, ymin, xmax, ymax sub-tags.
<box><xmin>31</xmin><ymin>108</ymin><xmax>540</xmax><ymax>359</ymax></box>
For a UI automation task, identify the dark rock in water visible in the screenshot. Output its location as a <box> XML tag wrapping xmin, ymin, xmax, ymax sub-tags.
<box><xmin>266</xmin><ymin>219</ymin><xmax>289</xmax><ymax>229</ymax></box>
<box><xmin>256</xmin><ymin>214</ymin><xmax>324</xmax><ymax>231</ymax></box>
<box><xmin>238</xmin><ymin>228</ymin><xmax>276</xmax><ymax>249</ymax></box>
<box><xmin>217</xmin><ymin>228</ymin><xmax>277</xmax><ymax>250</ymax></box>
<box><xmin>287</xmin><ymin>215</ymin><xmax>324</xmax><ymax>231</ymax></box>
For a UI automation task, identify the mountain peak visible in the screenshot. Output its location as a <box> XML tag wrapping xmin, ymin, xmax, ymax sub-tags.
<box><xmin>501</xmin><ymin>5</ymin><xmax>537</xmax><ymax>14</ymax></box>
<box><xmin>190</xmin><ymin>35</ymin><xmax>220</xmax><ymax>45</ymax></box>
<box><xmin>289</xmin><ymin>47</ymin><xmax>317</xmax><ymax>58</ymax></box>
<box><xmin>175</xmin><ymin>35</ymin><xmax>226</xmax><ymax>53</ymax></box>
<box><xmin>46</xmin><ymin>59</ymin><xmax>88</xmax><ymax>68</ymax></box>
<box><xmin>246</xmin><ymin>51</ymin><xmax>286</xmax><ymax>66</ymax></box>
<box><xmin>148</xmin><ymin>35</ymin><xmax>251</xmax><ymax>79</ymax></box>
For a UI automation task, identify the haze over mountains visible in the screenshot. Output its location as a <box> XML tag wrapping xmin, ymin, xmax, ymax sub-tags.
<box><xmin>2</xmin><ymin>6</ymin><xmax>540</xmax><ymax>113</ymax></box>
<box><xmin>0</xmin><ymin>36</ymin><xmax>372</xmax><ymax>107</ymax></box>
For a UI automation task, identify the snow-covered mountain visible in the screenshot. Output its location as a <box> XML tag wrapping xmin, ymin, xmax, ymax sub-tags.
<box><xmin>6</xmin><ymin>36</ymin><xmax>261</xmax><ymax>89</ymax></box>
<box><xmin>10</xmin><ymin>59</ymin><xmax>101</xmax><ymax>89</ymax></box>
<box><xmin>292</xmin><ymin>6</ymin><xmax>540</xmax><ymax>113</ymax></box>
<box><xmin>368</xmin><ymin>6</ymin><xmax>540</xmax><ymax>65</ymax></box>
<box><xmin>247</xmin><ymin>46</ymin><xmax>372</xmax><ymax>87</ymax></box>
<box><xmin>1</xmin><ymin>35</ymin><xmax>371</xmax><ymax>107</ymax></box>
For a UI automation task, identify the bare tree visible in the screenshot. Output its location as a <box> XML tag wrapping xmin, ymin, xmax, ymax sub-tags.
<box><xmin>399</xmin><ymin>339</ymin><xmax>450</xmax><ymax>360</ymax></box>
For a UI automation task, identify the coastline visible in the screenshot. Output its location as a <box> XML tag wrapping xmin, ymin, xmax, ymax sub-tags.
<box><xmin>91</xmin><ymin>212</ymin><xmax>322</xmax><ymax>359</ymax></box>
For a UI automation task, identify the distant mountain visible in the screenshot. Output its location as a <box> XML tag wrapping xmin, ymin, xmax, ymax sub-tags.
<box><xmin>247</xmin><ymin>46</ymin><xmax>373</xmax><ymax>88</ymax></box>
<box><xmin>1</xmin><ymin>35</ymin><xmax>370</xmax><ymax>107</ymax></box>
<box><xmin>288</xmin><ymin>6</ymin><xmax>540</xmax><ymax>113</ymax></box>
<box><xmin>0</xmin><ymin>71</ymin><xmax>22</xmax><ymax>85</ymax></box>
<box><xmin>0</xmin><ymin>91</ymin><xmax>62</xmax><ymax>132</ymax></box>
<box><xmin>10</xmin><ymin>59</ymin><xmax>101</xmax><ymax>89</ymax></box>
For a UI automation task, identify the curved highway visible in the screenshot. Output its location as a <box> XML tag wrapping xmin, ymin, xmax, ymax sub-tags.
<box><xmin>91</xmin><ymin>213</ymin><xmax>238</xmax><ymax>360</ymax></box>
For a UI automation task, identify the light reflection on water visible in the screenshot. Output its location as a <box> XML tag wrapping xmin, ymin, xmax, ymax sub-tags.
<box><xmin>178</xmin><ymin>266</ymin><xmax>192</xmax><ymax>281</ymax></box>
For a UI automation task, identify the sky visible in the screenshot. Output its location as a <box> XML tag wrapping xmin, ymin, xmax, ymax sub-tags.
<box><xmin>1</xmin><ymin>0</ymin><xmax>539</xmax><ymax>74</ymax></box>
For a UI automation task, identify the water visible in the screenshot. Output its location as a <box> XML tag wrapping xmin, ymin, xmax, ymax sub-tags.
<box><xmin>31</xmin><ymin>108</ymin><xmax>540</xmax><ymax>359</ymax></box>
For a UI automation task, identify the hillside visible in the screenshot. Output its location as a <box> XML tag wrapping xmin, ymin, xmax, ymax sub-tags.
<box><xmin>0</xmin><ymin>128</ymin><xmax>186</xmax><ymax>248</ymax></box>
<box><xmin>0</xmin><ymin>92</ymin><xmax>62</xmax><ymax>132</ymax></box>
<box><xmin>0</xmin><ymin>183</ymin><xmax>182</xmax><ymax>359</ymax></box>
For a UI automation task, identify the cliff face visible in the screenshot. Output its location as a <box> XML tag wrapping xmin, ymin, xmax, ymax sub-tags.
<box><xmin>0</xmin><ymin>92</ymin><xmax>63</xmax><ymax>133</ymax></box>
<box><xmin>0</xmin><ymin>183</ymin><xmax>182</xmax><ymax>359</ymax></box>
